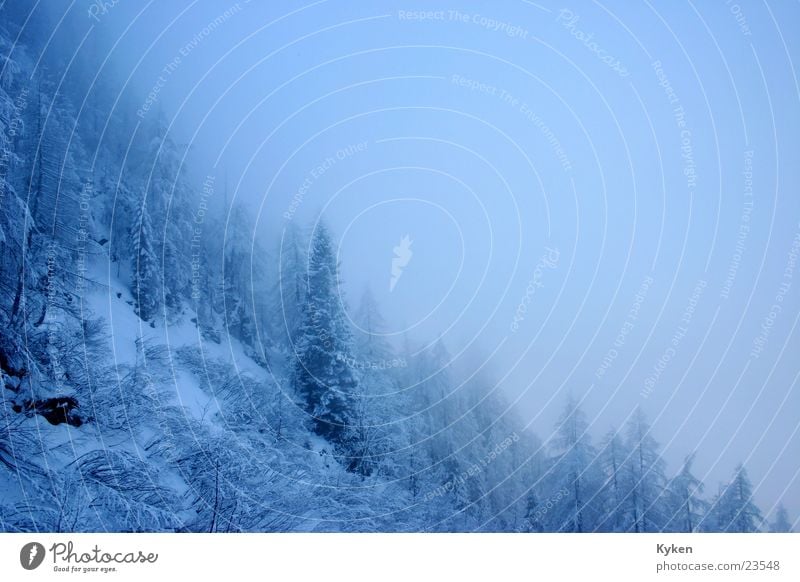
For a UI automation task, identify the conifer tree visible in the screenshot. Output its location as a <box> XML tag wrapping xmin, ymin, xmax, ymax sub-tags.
<box><xmin>546</xmin><ymin>397</ymin><xmax>602</xmax><ymax>532</ymax></box>
<box><xmin>273</xmin><ymin>222</ymin><xmax>307</xmax><ymax>346</ymax></box>
<box><xmin>709</xmin><ymin>464</ymin><xmax>763</xmax><ymax>532</ymax></box>
<box><xmin>664</xmin><ymin>453</ymin><xmax>707</xmax><ymax>532</ymax></box>
<box><xmin>130</xmin><ymin>201</ymin><xmax>161</xmax><ymax>324</ymax></box>
<box><xmin>290</xmin><ymin>224</ymin><xmax>359</xmax><ymax>457</ymax></box>
<box><xmin>769</xmin><ymin>503</ymin><xmax>793</xmax><ymax>533</ymax></box>
<box><xmin>597</xmin><ymin>428</ymin><xmax>629</xmax><ymax>532</ymax></box>
<box><xmin>623</xmin><ymin>408</ymin><xmax>668</xmax><ymax>532</ymax></box>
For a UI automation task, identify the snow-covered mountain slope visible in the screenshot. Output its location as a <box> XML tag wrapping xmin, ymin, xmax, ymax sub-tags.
<box><xmin>0</xmin><ymin>9</ymin><xmax>789</xmax><ymax>533</ymax></box>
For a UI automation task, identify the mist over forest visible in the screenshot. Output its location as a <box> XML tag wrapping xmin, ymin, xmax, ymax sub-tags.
<box><xmin>0</xmin><ymin>2</ymin><xmax>798</xmax><ymax>533</ymax></box>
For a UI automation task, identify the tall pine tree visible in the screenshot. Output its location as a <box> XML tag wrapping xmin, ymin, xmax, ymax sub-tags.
<box><xmin>545</xmin><ymin>397</ymin><xmax>603</xmax><ymax>532</ymax></box>
<box><xmin>129</xmin><ymin>201</ymin><xmax>161</xmax><ymax>324</ymax></box>
<box><xmin>623</xmin><ymin>408</ymin><xmax>668</xmax><ymax>532</ymax></box>
<box><xmin>290</xmin><ymin>224</ymin><xmax>359</xmax><ymax>462</ymax></box>
<box><xmin>597</xmin><ymin>428</ymin><xmax>629</xmax><ymax>532</ymax></box>
<box><xmin>348</xmin><ymin>287</ymin><xmax>399</xmax><ymax>477</ymax></box>
<box><xmin>273</xmin><ymin>222</ymin><xmax>308</xmax><ymax>346</ymax></box>
<box><xmin>709</xmin><ymin>464</ymin><xmax>763</xmax><ymax>532</ymax></box>
<box><xmin>664</xmin><ymin>453</ymin><xmax>707</xmax><ymax>532</ymax></box>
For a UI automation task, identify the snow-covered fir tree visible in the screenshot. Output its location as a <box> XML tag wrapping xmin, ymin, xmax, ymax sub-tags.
<box><xmin>622</xmin><ymin>408</ymin><xmax>668</xmax><ymax>532</ymax></box>
<box><xmin>290</xmin><ymin>224</ymin><xmax>361</xmax><ymax>465</ymax></box>
<box><xmin>545</xmin><ymin>397</ymin><xmax>603</xmax><ymax>532</ymax></box>
<box><xmin>597</xmin><ymin>427</ymin><xmax>630</xmax><ymax>532</ymax></box>
<box><xmin>663</xmin><ymin>453</ymin><xmax>708</xmax><ymax>533</ymax></box>
<box><xmin>769</xmin><ymin>503</ymin><xmax>793</xmax><ymax>533</ymax></box>
<box><xmin>272</xmin><ymin>221</ymin><xmax>308</xmax><ymax>346</ymax></box>
<box><xmin>707</xmin><ymin>465</ymin><xmax>763</xmax><ymax>533</ymax></box>
<box><xmin>129</xmin><ymin>200</ymin><xmax>161</xmax><ymax>324</ymax></box>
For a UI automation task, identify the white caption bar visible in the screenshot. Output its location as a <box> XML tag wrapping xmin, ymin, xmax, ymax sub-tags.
<box><xmin>1</xmin><ymin>533</ymin><xmax>797</xmax><ymax>581</ymax></box>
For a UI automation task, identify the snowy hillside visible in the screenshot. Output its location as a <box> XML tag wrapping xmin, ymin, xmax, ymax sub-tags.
<box><xmin>0</xmin><ymin>7</ymin><xmax>794</xmax><ymax>534</ymax></box>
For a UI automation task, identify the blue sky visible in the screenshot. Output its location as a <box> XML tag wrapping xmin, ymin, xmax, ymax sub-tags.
<box><xmin>60</xmin><ymin>0</ymin><xmax>800</xmax><ymax>517</ymax></box>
